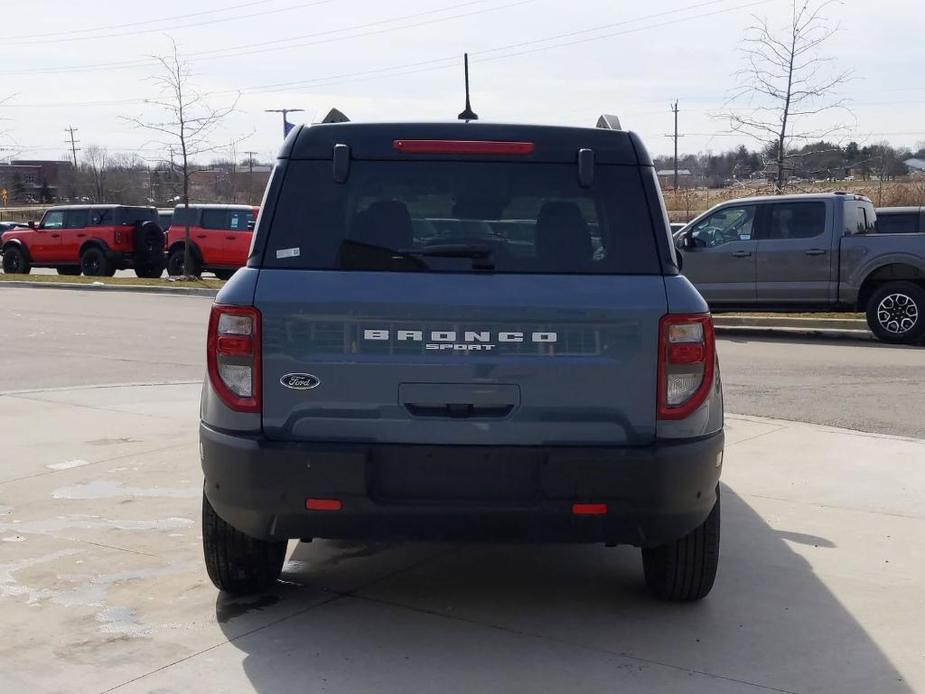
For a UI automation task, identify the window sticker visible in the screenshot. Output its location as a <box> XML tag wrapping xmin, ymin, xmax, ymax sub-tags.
<box><xmin>276</xmin><ymin>247</ymin><xmax>301</xmax><ymax>259</ymax></box>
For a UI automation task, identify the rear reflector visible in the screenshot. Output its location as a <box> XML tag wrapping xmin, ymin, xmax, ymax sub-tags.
<box><xmin>572</xmin><ymin>503</ymin><xmax>608</xmax><ymax>516</ymax></box>
<box><xmin>306</xmin><ymin>498</ymin><xmax>342</xmax><ymax>512</ymax></box>
<box><xmin>393</xmin><ymin>139</ymin><xmax>535</xmax><ymax>155</ymax></box>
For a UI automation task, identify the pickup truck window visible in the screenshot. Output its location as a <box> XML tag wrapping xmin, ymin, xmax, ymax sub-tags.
<box><xmin>877</xmin><ymin>213</ymin><xmax>919</xmax><ymax>234</ymax></box>
<box><xmin>763</xmin><ymin>202</ymin><xmax>825</xmax><ymax>240</ymax></box>
<box><xmin>263</xmin><ymin>160</ymin><xmax>661</xmax><ymax>275</ymax></box>
<box><xmin>690</xmin><ymin>205</ymin><xmax>756</xmax><ymax>248</ymax></box>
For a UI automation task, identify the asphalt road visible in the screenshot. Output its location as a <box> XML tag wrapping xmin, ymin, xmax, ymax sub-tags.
<box><xmin>1</xmin><ymin>286</ymin><xmax>923</xmax><ymax>437</ymax></box>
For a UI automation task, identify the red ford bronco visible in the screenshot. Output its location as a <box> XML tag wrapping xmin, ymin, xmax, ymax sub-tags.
<box><xmin>165</xmin><ymin>204</ymin><xmax>258</xmax><ymax>279</ymax></box>
<box><xmin>0</xmin><ymin>205</ymin><xmax>165</xmax><ymax>277</ymax></box>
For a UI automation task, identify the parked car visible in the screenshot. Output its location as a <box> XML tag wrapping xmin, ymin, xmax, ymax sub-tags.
<box><xmin>0</xmin><ymin>221</ymin><xmax>28</xmax><ymax>234</ymax></box>
<box><xmin>165</xmin><ymin>203</ymin><xmax>258</xmax><ymax>279</ymax></box>
<box><xmin>0</xmin><ymin>205</ymin><xmax>165</xmax><ymax>277</ymax></box>
<box><xmin>676</xmin><ymin>193</ymin><xmax>925</xmax><ymax>343</ymax></box>
<box><xmin>875</xmin><ymin>207</ymin><xmax>924</xmax><ymax>234</ymax></box>
<box><xmin>199</xmin><ymin>118</ymin><xmax>724</xmax><ymax>602</ymax></box>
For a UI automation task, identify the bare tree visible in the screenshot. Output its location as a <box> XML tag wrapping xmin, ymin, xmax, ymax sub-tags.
<box><xmin>82</xmin><ymin>145</ymin><xmax>110</xmax><ymax>202</ymax></box>
<box><xmin>723</xmin><ymin>1</ymin><xmax>852</xmax><ymax>192</ymax></box>
<box><xmin>126</xmin><ymin>37</ymin><xmax>238</xmax><ymax>277</ymax></box>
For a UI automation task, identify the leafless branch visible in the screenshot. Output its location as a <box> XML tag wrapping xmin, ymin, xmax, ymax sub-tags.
<box><xmin>720</xmin><ymin>1</ymin><xmax>853</xmax><ymax>192</ymax></box>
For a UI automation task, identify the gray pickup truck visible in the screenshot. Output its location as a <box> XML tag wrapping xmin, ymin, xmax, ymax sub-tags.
<box><xmin>677</xmin><ymin>193</ymin><xmax>925</xmax><ymax>343</ymax></box>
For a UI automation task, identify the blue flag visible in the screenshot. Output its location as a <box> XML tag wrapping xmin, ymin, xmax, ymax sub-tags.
<box><xmin>284</xmin><ymin>119</ymin><xmax>295</xmax><ymax>136</ymax></box>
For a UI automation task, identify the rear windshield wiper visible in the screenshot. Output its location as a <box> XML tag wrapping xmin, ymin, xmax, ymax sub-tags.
<box><xmin>403</xmin><ymin>244</ymin><xmax>495</xmax><ymax>270</ymax></box>
<box><xmin>337</xmin><ymin>240</ymin><xmax>495</xmax><ymax>271</ymax></box>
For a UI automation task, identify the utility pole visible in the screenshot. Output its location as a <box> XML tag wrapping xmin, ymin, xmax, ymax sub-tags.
<box><xmin>65</xmin><ymin>126</ymin><xmax>80</xmax><ymax>167</ymax></box>
<box><xmin>244</xmin><ymin>151</ymin><xmax>258</xmax><ymax>203</ymax></box>
<box><xmin>264</xmin><ymin>108</ymin><xmax>304</xmax><ymax>138</ymax></box>
<box><xmin>670</xmin><ymin>101</ymin><xmax>680</xmax><ymax>191</ymax></box>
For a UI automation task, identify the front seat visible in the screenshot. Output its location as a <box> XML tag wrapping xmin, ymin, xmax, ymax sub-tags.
<box><xmin>534</xmin><ymin>201</ymin><xmax>593</xmax><ymax>270</ymax></box>
<box><xmin>351</xmin><ymin>200</ymin><xmax>414</xmax><ymax>251</ymax></box>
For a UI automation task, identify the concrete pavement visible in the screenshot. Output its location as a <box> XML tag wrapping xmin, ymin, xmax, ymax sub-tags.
<box><xmin>0</xmin><ymin>382</ymin><xmax>923</xmax><ymax>693</ymax></box>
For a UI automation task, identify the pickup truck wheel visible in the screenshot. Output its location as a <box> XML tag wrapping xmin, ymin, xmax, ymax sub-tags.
<box><xmin>57</xmin><ymin>267</ymin><xmax>81</xmax><ymax>276</ymax></box>
<box><xmin>80</xmin><ymin>247</ymin><xmax>115</xmax><ymax>277</ymax></box>
<box><xmin>866</xmin><ymin>281</ymin><xmax>925</xmax><ymax>344</ymax></box>
<box><xmin>167</xmin><ymin>247</ymin><xmax>201</xmax><ymax>277</ymax></box>
<box><xmin>2</xmin><ymin>246</ymin><xmax>31</xmax><ymax>274</ymax></box>
<box><xmin>202</xmin><ymin>492</ymin><xmax>287</xmax><ymax>594</ymax></box>
<box><xmin>642</xmin><ymin>487</ymin><xmax>720</xmax><ymax>602</ymax></box>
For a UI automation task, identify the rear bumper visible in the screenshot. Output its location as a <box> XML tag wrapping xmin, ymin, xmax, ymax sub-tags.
<box><xmin>200</xmin><ymin>424</ymin><xmax>723</xmax><ymax>547</ymax></box>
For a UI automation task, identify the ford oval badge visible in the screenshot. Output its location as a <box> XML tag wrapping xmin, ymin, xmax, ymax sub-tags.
<box><xmin>280</xmin><ymin>373</ymin><xmax>320</xmax><ymax>390</ymax></box>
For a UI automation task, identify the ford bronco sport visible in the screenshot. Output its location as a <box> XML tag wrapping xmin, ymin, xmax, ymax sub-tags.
<box><xmin>1</xmin><ymin>204</ymin><xmax>165</xmax><ymax>277</ymax></box>
<box><xmin>200</xmin><ymin>119</ymin><xmax>725</xmax><ymax>601</ymax></box>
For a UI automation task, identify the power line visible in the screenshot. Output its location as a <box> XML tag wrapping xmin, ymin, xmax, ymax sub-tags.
<box><xmin>4</xmin><ymin>0</ymin><xmax>335</xmax><ymax>46</ymax></box>
<box><xmin>7</xmin><ymin>0</ymin><xmax>277</xmax><ymax>41</ymax></box>
<box><xmin>0</xmin><ymin>0</ymin><xmax>778</xmax><ymax>109</ymax></box>
<box><xmin>0</xmin><ymin>0</ymin><xmax>506</xmax><ymax>76</ymax></box>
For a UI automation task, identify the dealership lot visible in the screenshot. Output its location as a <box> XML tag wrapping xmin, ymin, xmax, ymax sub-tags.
<box><xmin>1</xmin><ymin>288</ymin><xmax>924</xmax><ymax>692</ymax></box>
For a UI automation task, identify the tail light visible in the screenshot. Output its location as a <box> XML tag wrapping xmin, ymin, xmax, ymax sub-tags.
<box><xmin>657</xmin><ymin>314</ymin><xmax>715</xmax><ymax>420</ymax></box>
<box><xmin>207</xmin><ymin>305</ymin><xmax>261</xmax><ymax>413</ymax></box>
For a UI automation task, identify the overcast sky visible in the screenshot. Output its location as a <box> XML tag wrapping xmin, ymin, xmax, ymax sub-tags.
<box><xmin>1</xmin><ymin>0</ymin><xmax>922</xmax><ymax>165</ymax></box>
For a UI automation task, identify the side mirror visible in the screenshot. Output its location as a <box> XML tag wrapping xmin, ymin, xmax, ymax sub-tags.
<box><xmin>28</xmin><ymin>220</ymin><xmax>36</xmax><ymax>229</ymax></box>
<box><xmin>675</xmin><ymin>248</ymin><xmax>684</xmax><ymax>272</ymax></box>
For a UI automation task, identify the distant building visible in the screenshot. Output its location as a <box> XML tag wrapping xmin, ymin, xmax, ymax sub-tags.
<box><xmin>656</xmin><ymin>169</ymin><xmax>692</xmax><ymax>188</ymax></box>
<box><xmin>0</xmin><ymin>160</ymin><xmax>73</xmax><ymax>202</ymax></box>
<box><xmin>904</xmin><ymin>158</ymin><xmax>925</xmax><ymax>176</ymax></box>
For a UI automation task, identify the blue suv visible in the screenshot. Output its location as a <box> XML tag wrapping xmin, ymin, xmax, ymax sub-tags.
<box><xmin>199</xmin><ymin>118</ymin><xmax>724</xmax><ymax>601</ymax></box>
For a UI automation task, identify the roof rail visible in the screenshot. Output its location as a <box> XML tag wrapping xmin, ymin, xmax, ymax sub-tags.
<box><xmin>596</xmin><ymin>114</ymin><xmax>622</xmax><ymax>130</ymax></box>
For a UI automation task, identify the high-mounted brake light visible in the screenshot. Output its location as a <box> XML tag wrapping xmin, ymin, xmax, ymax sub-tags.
<box><xmin>207</xmin><ymin>305</ymin><xmax>261</xmax><ymax>413</ymax></box>
<box><xmin>657</xmin><ymin>314</ymin><xmax>715</xmax><ymax>420</ymax></box>
<box><xmin>393</xmin><ymin>139</ymin><xmax>535</xmax><ymax>155</ymax></box>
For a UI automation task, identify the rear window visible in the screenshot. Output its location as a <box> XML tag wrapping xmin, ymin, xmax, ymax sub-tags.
<box><xmin>877</xmin><ymin>212</ymin><xmax>919</xmax><ymax>234</ymax></box>
<box><xmin>262</xmin><ymin>161</ymin><xmax>660</xmax><ymax>274</ymax></box>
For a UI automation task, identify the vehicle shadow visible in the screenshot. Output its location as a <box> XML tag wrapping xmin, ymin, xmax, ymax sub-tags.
<box><xmin>215</xmin><ymin>487</ymin><xmax>911</xmax><ymax>693</ymax></box>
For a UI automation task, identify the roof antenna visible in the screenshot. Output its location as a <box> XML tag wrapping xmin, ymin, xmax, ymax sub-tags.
<box><xmin>457</xmin><ymin>53</ymin><xmax>478</xmax><ymax>121</ymax></box>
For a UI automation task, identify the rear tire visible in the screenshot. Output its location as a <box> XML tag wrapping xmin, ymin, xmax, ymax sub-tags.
<box><xmin>80</xmin><ymin>247</ymin><xmax>114</xmax><ymax>277</ymax></box>
<box><xmin>134</xmin><ymin>260</ymin><xmax>165</xmax><ymax>279</ymax></box>
<box><xmin>57</xmin><ymin>266</ymin><xmax>81</xmax><ymax>276</ymax></box>
<box><xmin>202</xmin><ymin>492</ymin><xmax>287</xmax><ymax>594</ymax></box>
<box><xmin>865</xmin><ymin>281</ymin><xmax>925</xmax><ymax>345</ymax></box>
<box><xmin>2</xmin><ymin>246</ymin><xmax>31</xmax><ymax>274</ymax></box>
<box><xmin>642</xmin><ymin>487</ymin><xmax>720</xmax><ymax>602</ymax></box>
<box><xmin>167</xmin><ymin>247</ymin><xmax>201</xmax><ymax>277</ymax></box>
<box><xmin>214</xmin><ymin>269</ymin><xmax>235</xmax><ymax>281</ymax></box>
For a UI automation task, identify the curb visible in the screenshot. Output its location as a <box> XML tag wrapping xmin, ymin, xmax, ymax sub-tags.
<box><xmin>714</xmin><ymin>315</ymin><xmax>875</xmax><ymax>342</ymax></box>
<box><xmin>0</xmin><ymin>280</ymin><xmax>218</xmax><ymax>297</ymax></box>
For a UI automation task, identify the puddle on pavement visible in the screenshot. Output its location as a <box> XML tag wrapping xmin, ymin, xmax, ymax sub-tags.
<box><xmin>51</xmin><ymin>480</ymin><xmax>200</xmax><ymax>500</ymax></box>
<box><xmin>216</xmin><ymin>594</ymin><xmax>280</xmax><ymax>623</ymax></box>
<box><xmin>87</xmin><ymin>437</ymin><xmax>140</xmax><ymax>446</ymax></box>
<box><xmin>0</xmin><ymin>516</ymin><xmax>194</xmax><ymax>535</ymax></box>
<box><xmin>46</xmin><ymin>459</ymin><xmax>90</xmax><ymax>471</ymax></box>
